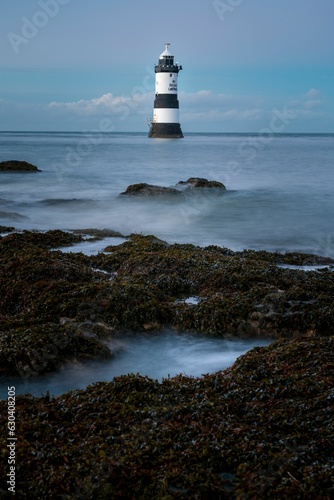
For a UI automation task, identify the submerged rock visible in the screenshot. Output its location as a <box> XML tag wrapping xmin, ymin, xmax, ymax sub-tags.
<box><xmin>0</xmin><ymin>160</ymin><xmax>41</xmax><ymax>172</ymax></box>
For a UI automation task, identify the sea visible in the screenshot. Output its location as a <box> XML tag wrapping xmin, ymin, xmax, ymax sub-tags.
<box><xmin>1</xmin><ymin>131</ymin><xmax>333</xmax><ymax>397</ymax></box>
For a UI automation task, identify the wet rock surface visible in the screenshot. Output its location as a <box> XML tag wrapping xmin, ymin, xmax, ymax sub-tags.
<box><xmin>0</xmin><ymin>337</ymin><xmax>333</xmax><ymax>498</ymax></box>
<box><xmin>0</xmin><ymin>160</ymin><xmax>41</xmax><ymax>172</ymax></box>
<box><xmin>120</xmin><ymin>177</ymin><xmax>226</xmax><ymax>196</ymax></box>
<box><xmin>177</xmin><ymin>176</ymin><xmax>226</xmax><ymax>189</ymax></box>
<box><xmin>120</xmin><ymin>182</ymin><xmax>183</xmax><ymax>196</ymax></box>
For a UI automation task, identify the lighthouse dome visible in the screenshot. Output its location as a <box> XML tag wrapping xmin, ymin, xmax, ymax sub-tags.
<box><xmin>158</xmin><ymin>43</ymin><xmax>175</xmax><ymax>67</ymax></box>
<box><xmin>160</xmin><ymin>44</ymin><xmax>172</xmax><ymax>58</ymax></box>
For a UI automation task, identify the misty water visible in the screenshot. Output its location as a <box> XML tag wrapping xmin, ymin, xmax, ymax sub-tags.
<box><xmin>0</xmin><ymin>332</ymin><xmax>272</xmax><ymax>399</ymax></box>
<box><xmin>1</xmin><ymin>132</ymin><xmax>333</xmax><ymax>397</ymax></box>
<box><xmin>1</xmin><ymin>132</ymin><xmax>334</xmax><ymax>255</ymax></box>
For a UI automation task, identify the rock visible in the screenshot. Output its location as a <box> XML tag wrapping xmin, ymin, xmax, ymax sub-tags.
<box><xmin>0</xmin><ymin>160</ymin><xmax>41</xmax><ymax>172</ymax></box>
<box><xmin>120</xmin><ymin>178</ymin><xmax>226</xmax><ymax>197</ymax></box>
<box><xmin>143</xmin><ymin>322</ymin><xmax>162</xmax><ymax>331</ymax></box>
<box><xmin>177</xmin><ymin>177</ymin><xmax>226</xmax><ymax>190</ymax></box>
<box><xmin>120</xmin><ymin>182</ymin><xmax>182</xmax><ymax>197</ymax></box>
<box><xmin>60</xmin><ymin>317</ymin><xmax>115</xmax><ymax>339</ymax></box>
<box><xmin>0</xmin><ymin>225</ymin><xmax>15</xmax><ymax>233</ymax></box>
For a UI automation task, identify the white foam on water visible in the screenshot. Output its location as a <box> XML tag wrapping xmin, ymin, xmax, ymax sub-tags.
<box><xmin>57</xmin><ymin>236</ymin><xmax>128</xmax><ymax>255</ymax></box>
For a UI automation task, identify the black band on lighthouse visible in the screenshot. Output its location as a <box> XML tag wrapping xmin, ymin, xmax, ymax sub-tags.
<box><xmin>155</xmin><ymin>65</ymin><xmax>181</xmax><ymax>74</ymax></box>
<box><xmin>148</xmin><ymin>123</ymin><xmax>183</xmax><ymax>139</ymax></box>
<box><xmin>154</xmin><ymin>94</ymin><xmax>179</xmax><ymax>109</ymax></box>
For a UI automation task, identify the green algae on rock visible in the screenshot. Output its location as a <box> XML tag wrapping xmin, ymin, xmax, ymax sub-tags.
<box><xmin>0</xmin><ymin>337</ymin><xmax>333</xmax><ymax>498</ymax></box>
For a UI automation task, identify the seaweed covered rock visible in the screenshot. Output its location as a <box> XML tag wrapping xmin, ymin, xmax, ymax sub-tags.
<box><xmin>95</xmin><ymin>233</ymin><xmax>334</xmax><ymax>338</ymax></box>
<box><xmin>0</xmin><ymin>231</ymin><xmax>113</xmax><ymax>376</ymax></box>
<box><xmin>0</xmin><ymin>229</ymin><xmax>83</xmax><ymax>250</ymax></box>
<box><xmin>0</xmin><ymin>337</ymin><xmax>333</xmax><ymax>498</ymax></box>
<box><xmin>0</xmin><ymin>323</ymin><xmax>111</xmax><ymax>379</ymax></box>
<box><xmin>1</xmin><ymin>230</ymin><xmax>334</xmax><ymax>380</ymax></box>
<box><xmin>0</xmin><ymin>225</ymin><xmax>15</xmax><ymax>233</ymax></box>
<box><xmin>0</xmin><ymin>160</ymin><xmax>41</xmax><ymax>172</ymax></box>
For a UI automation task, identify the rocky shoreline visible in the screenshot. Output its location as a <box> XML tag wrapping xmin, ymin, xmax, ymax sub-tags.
<box><xmin>1</xmin><ymin>227</ymin><xmax>334</xmax><ymax>379</ymax></box>
<box><xmin>0</xmin><ymin>227</ymin><xmax>333</xmax><ymax>497</ymax></box>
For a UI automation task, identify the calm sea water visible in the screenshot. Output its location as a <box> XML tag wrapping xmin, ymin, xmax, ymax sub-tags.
<box><xmin>1</xmin><ymin>131</ymin><xmax>334</xmax><ymax>256</ymax></box>
<box><xmin>0</xmin><ymin>132</ymin><xmax>333</xmax><ymax>396</ymax></box>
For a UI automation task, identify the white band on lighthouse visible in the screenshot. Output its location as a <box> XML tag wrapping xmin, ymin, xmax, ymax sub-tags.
<box><xmin>148</xmin><ymin>43</ymin><xmax>183</xmax><ymax>139</ymax></box>
<box><xmin>155</xmin><ymin>72</ymin><xmax>178</xmax><ymax>94</ymax></box>
<box><xmin>153</xmin><ymin>108</ymin><xmax>180</xmax><ymax>124</ymax></box>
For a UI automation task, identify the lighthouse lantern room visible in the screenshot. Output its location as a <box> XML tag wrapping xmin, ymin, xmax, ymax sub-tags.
<box><xmin>148</xmin><ymin>43</ymin><xmax>184</xmax><ymax>139</ymax></box>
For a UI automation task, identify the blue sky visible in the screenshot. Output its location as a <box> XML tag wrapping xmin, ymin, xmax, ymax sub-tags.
<box><xmin>1</xmin><ymin>0</ymin><xmax>334</xmax><ymax>132</ymax></box>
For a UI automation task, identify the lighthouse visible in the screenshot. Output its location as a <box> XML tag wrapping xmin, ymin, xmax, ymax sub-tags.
<box><xmin>148</xmin><ymin>43</ymin><xmax>183</xmax><ymax>139</ymax></box>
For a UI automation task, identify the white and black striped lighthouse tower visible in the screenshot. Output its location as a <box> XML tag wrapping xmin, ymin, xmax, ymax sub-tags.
<box><xmin>148</xmin><ymin>43</ymin><xmax>183</xmax><ymax>139</ymax></box>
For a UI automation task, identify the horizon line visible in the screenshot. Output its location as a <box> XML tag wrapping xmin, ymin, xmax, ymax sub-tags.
<box><xmin>0</xmin><ymin>130</ymin><xmax>333</xmax><ymax>135</ymax></box>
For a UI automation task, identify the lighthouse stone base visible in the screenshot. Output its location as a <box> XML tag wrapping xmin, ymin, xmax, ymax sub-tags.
<box><xmin>148</xmin><ymin>123</ymin><xmax>184</xmax><ymax>139</ymax></box>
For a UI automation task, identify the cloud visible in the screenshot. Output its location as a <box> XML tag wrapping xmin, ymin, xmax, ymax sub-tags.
<box><xmin>179</xmin><ymin>91</ymin><xmax>265</xmax><ymax>124</ymax></box>
<box><xmin>303</xmin><ymin>99</ymin><xmax>322</xmax><ymax>110</ymax></box>
<box><xmin>47</xmin><ymin>90</ymin><xmax>268</xmax><ymax>130</ymax></box>
<box><xmin>49</xmin><ymin>89</ymin><xmax>264</xmax><ymax>116</ymax></box>
<box><xmin>0</xmin><ymin>85</ymin><xmax>324</xmax><ymax>132</ymax></box>
<box><xmin>48</xmin><ymin>92</ymin><xmax>153</xmax><ymax>117</ymax></box>
<box><xmin>180</xmin><ymin>90</ymin><xmax>263</xmax><ymax>107</ymax></box>
<box><xmin>182</xmin><ymin>108</ymin><xmax>263</xmax><ymax>123</ymax></box>
<box><xmin>306</xmin><ymin>88</ymin><xmax>320</xmax><ymax>99</ymax></box>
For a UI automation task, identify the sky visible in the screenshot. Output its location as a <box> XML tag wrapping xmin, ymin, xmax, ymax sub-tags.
<box><xmin>1</xmin><ymin>0</ymin><xmax>334</xmax><ymax>133</ymax></box>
